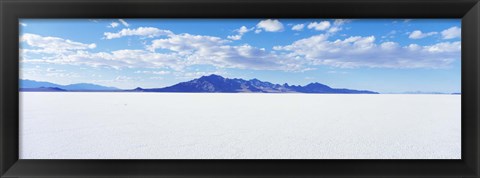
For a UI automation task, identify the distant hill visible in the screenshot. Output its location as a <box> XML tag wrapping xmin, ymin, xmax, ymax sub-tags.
<box><xmin>20</xmin><ymin>87</ymin><xmax>66</xmax><ymax>92</ymax></box>
<box><xmin>21</xmin><ymin>79</ymin><xmax>63</xmax><ymax>88</ymax></box>
<box><xmin>134</xmin><ymin>74</ymin><xmax>378</xmax><ymax>94</ymax></box>
<box><xmin>20</xmin><ymin>79</ymin><xmax>119</xmax><ymax>91</ymax></box>
<box><xmin>19</xmin><ymin>75</ymin><xmax>379</xmax><ymax>94</ymax></box>
<box><xmin>61</xmin><ymin>83</ymin><xmax>119</xmax><ymax>91</ymax></box>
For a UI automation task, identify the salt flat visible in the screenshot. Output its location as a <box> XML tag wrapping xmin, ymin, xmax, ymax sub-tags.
<box><xmin>19</xmin><ymin>92</ymin><xmax>461</xmax><ymax>159</ymax></box>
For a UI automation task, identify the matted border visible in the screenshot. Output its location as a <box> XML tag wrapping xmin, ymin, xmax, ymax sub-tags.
<box><xmin>1</xmin><ymin>0</ymin><xmax>479</xmax><ymax>177</ymax></box>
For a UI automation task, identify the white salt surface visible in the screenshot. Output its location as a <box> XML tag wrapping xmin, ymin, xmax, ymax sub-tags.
<box><xmin>20</xmin><ymin>92</ymin><xmax>461</xmax><ymax>159</ymax></box>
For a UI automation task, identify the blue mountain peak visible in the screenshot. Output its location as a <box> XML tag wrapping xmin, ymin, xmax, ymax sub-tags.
<box><xmin>20</xmin><ymin>75</ymin><xmax>378</xmax><ymax>94</ymax></box>
<box><xmin>137</xmin><ymin>75</ymin><xmax>378</xmax><ymax>94</ymax></box>
<box><xmin>199</xmin><ymin>74</ymin><xmax>225</xmax><ymax>81</ymax></box>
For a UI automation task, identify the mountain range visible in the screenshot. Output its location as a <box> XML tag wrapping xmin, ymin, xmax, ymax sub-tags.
<box><xmin>131</xmin><ymin>74</ymin><xmax>378</xmax><ymax>94</ymax></box>
<box><xmin>20</xmin><ymin>79</ymin><xmax>119</xmax><ymax>91</ymax></box>
<box><xmin>20</xmin><ymin>75</ymin><xmax>378</xmax><ymax>94</ymax></box>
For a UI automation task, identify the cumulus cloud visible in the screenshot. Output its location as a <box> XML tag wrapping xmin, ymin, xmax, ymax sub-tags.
<box><xmin>20</xmin><ymin>23</ymin><xmax>27</xmax><ymax>27</ymax></box>
<box><xmin>148</xmin><ymin>33</ymin><xmax>299</xmax><ymax>71</ymax></box>
<box><xmin>307</xmin><ymin>21</ymin><xmax>331</xmax><ymax>31</ymax></box>
<box><xmin>408</xmin><ymin>30</ymin><xmax>438</xmax><ymax>39</ymax></box>
<box><xmin>256</xmin><ymin>19</ymin><xmax>284</xmax><ymax>32</ymax></box>
<box><xmin>379</xmin><ymin>41</ymin><xmax>400</xmax><ymax>50</ymax></box>
<box><xmin>22</xmin><ymin>49</ymin><xmax>186</xmax><ymax>70</ymax></box>
<box><xmin>333</xmin><ymin>19</ymin><xmax>350</xmax><ymax>26</ymax></box>
<box><xmin>104</xmin><ymin>27</ymin><xmax>173</xmax><ymax>39</ymax></box>
<box><xmin>21</xmin><ymin>32</ymin><xmax>297</xmax><ymax>71</ymax></box>
<box><xmin>328</xmin><ymin>19</ymin><xmax>350</xmax><ymax>33</ymax></box>
<box><xmin>291</xmin><ymin>24</ymin><xmax>305</xmax><ymax>31</ymax></box>
<box><xmin>441</xmin><ymin>26</ymin><xmax>461</xmax><ymax>39</ymax></box>
<box><xmin>422</xmin><ymin>41</ymin><xmax>461</xmax><ymax>53</ymax></box>
<box><xmin>303</xmin><ymin>20</ymin><xmax>347</xmax><ymax>33</ymax></box>
<box><xmin>227</xmin><ymin>26</ymin><xmax>253</xmax><ymax>40</ymax></box>
<box><xmin>236</xmin><ymin>26</ymin><xmax>252</xmax><ymax>35</ymax></box>
<box><xmin>227</xmin><ymin>35</ymin><xmax>242</xmax><ymax>40</ymax></box>
<box><xmin>274</xmin><ymin>34</ymin><xmax>460</xmax><ymax>68</ymax></box>
<box><xmin>327</xmin><ymin>27</ymin><xmax>341</xmax><ymax>33</ymax></box>
<box><xmin>21</xmin><ymin>27</ymin><xmax>461</xmax><ymax>74</ymax></box>
<box><xmin>20</xmin><ymin>33</ymin><xmax>96</xmax><ymax>54</ymax></box>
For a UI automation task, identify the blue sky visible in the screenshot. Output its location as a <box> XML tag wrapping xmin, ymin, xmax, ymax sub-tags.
<box><xmin>19</xmin><ymin>19</ymin><xmax>461</xmax><ymax>93</ymax></box>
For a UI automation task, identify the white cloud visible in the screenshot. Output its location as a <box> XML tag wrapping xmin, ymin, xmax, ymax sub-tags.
<box><xmin>20</xmin><ymin>23</ymin><xmax>27</xmax><ymax>27</ymax></box>
<box><xmin>227</xmin><ymin>35</ymin><xmax>242</xmax><ymax>40</ymax></box>
<box><xmin>21</xmin><ymin>27</ymin><xmax>461</xmax><ymax>74</ymax></box>
<box><xmin>333</xmin><ymin>19</ymin><xmax>350</xmax><ymax>26</ymax></box>
<box><xmin>22</xmin><ymin>49</ymin><xmax>186</xmax><ymax>70</ymax></box>
<box><xmin>328</xmin><ymin>27</ymin><xmax>341</xmax><ymax>33</ymax></box>
<box><xmin>227</xmin><ymin>26</ymin><xmax>253</xmax><ymax>40</ymax></box>
<box><xmin>108</xmin><ymin>22</ymin><xmax>119</xmax><ymax>28</ymax></box>
<box><xmin>147</xmin><ymin>33</ymin><xmax>299</xmax><ymax>71</ymax></box>
<box><xmin>21</xmin><ymin>67</ymin><xmax>79</xmax><ymax>81</ymax></box>
<box><xmin>256</xmin><ymin>19</ymin><xmax>284</xmax><ymax>32</ymax></box>
<box><xmin>274</xmin><ymin>34</ymin><xmax>460</xmax><ymax>68</ymax></box>
<box><xmin>254</xmin><ymin>29</ymin><xmax>262</xmax><ymax>34</ymax></box>
<box><xmin>291</xmin><ymin>24</ymin><xmax>305</xmax><ymax>31</ymax></box>
<box><xmin>307</xmin><ymin>21</ymin><xmax>331</xmax><ymax>31</ymax></box>
<box><xmin>380</xmin><ymin>41</ymin><xmax>400</xmax><ymax>50</ymax></box>
<box><xmin>20</xmin><ymin>33</ymin><xmax>96</xmax><ymax>54</ymax></box>
<box><xmin>19</xmin><ymin>34</ymin><xmax>181</xmax><ymax>70</ymax></box>
<box><xmin>236</xmin><ymin>26</ymin><xmax>252</xmax><ymax>35</ymax></box>
<box><xmin>321</xmin><ymin>19</ymin><xmax>350</xmax><ymax>33</ymax></box>
<box><xmin>22</xmin><ymin>32</ymin><xmax>298</xmax><ymax>71</ymax></box>
<box><xmin>408</xmin><ymin>30</ymin><xmax>438</xmax><ymax>39</ymax></box>
<box><xmin>118</xmin><ymin>19</ymin><xmax>129</xmax><ymax>27</ymax></box>
<box><xmin>104</xmin><ymin>27</ymin><xmax>173</xmax><ymax>39</ymax></box>
<box><xmin>441</xmin><ymin>26</ymin><xmax>461</xmax><ymax>39</ymax></box>
<box><xmin>327</xmin><ymin>19</ymin><xmax>352</xmax><ymax>34</ymax></box>
<box><xmin>328</xmin><ymin>19</ymin><xmax>350</xmax><ymax>33</ymax></box>
<box><xmin>423</xmin><ymin>41</ymin><xmax>461</xmax><ymax>53</ymax></box>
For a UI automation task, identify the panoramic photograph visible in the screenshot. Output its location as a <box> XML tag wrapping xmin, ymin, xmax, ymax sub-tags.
<box><xmin>19</xmin><ymin>19</ymin><xmax>461</xmax><ymax>159</ymax></box>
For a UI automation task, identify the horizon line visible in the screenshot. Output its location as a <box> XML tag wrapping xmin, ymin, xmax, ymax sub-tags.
<box><xmin>19</xmin><ymin>75</ymin><xmax>460</xmax><ymax>94</ymax></box>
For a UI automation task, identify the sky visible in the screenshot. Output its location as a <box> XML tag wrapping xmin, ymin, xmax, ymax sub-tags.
<box><xmin>19</xmin><ymin>19</ymin><xmax>461</xmax><ymax>93</ymax></box>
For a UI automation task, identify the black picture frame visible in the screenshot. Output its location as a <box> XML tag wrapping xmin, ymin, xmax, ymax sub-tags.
<box><xmin>1</xmin><ymin>0</ymin><xmax>479</xmax><ymax>177</ymax></box>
